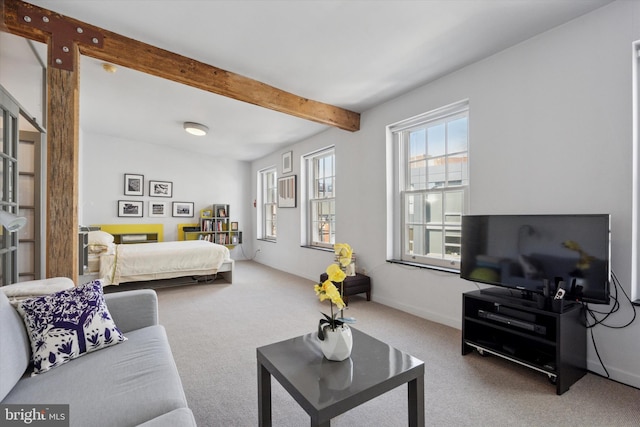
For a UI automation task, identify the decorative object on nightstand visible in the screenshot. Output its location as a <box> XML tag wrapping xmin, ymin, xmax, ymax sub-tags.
<box><xmin>319</xmin><ymin>247</ymin><xmax>369</xmax><ymax>304</ymax></box>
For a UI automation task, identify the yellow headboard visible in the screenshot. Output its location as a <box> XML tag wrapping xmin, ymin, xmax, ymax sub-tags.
<box><xmin>93</xmin><ymin>224</ymin><xmax>164</xmax><ymax>242</ymax></box>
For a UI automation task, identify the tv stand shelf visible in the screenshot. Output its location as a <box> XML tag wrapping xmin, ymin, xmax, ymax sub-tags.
<box><xmin>462</xmin><ymin>290</ymin><xmax>586</xmax><ymax>395</ymax></box>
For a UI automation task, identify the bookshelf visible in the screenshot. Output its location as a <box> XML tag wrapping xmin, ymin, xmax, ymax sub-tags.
<box><xmin>182</xmin><ymin>204</ymin><xmax>242</xmax><ymax>248</ymax></box>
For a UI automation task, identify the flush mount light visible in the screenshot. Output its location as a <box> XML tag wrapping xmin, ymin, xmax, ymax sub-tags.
<box><xmin>102</xmin><ymin>63</ymin><xmax>117</xmax><ymax>73</ymax></box>
<box><xmin>183</xmin><ymin>122</ymin><xmax>209</xmax><ymax>136</ymax></box>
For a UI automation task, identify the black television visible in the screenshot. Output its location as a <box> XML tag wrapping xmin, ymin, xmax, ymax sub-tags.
<box><xmin>460</xmin><ymin>214</ymin><xmax>611</xmax><ymax>304</ymax></box>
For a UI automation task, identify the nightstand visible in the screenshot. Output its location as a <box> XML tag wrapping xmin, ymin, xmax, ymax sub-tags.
<box><xmin>319</xmin><ymin>272</ymin><xmax>371</xmax><ymax>305</ymax></box>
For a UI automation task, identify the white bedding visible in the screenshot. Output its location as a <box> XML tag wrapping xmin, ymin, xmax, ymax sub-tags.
<box><xmin>87</xmin><ymin>242</ymin><xmax>116</xmax><ymax>273</ymax></box>
<box><xmin>99</xmin><ymin>240</ymin><xmax>231</xmax><ymax>286</ymax></box>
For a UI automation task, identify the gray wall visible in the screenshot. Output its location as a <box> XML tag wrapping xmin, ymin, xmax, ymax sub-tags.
<box><xmin>250</xmin><ymin>0</ymin><xmax>640</xmax><ymax>388</ymax></box>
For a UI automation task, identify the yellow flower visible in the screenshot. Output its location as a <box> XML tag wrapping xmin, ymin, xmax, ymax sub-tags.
<box><xmin>326</xmin><ymin>263</ymin><xmax>346</xmax><ymax>283</ymax></box>
<box><xmin>315</xmin><ymin>280</ymin><xmax>345</xmax><ymax>310</ymax></box>
<box><xmin>314</xmin><ymin>283</ymin><xmax>329</xmax><ymax>302</ymax></box>
<box><xmin>334</xmin><ymin>243</ymin><xmax>353</xmax><ymax>267</ymax></box>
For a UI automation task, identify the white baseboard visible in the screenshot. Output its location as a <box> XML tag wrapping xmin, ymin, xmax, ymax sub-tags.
<box><xmin>372</xmin><ymin>295</ymin><xmax>461</xmax><ymax>330</ymax></box>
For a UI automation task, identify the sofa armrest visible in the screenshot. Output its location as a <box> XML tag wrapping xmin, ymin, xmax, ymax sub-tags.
<box><xmin>104</xmin><ymin>289</ymin><xmax>158</xmax><ymax>333</ymax></box>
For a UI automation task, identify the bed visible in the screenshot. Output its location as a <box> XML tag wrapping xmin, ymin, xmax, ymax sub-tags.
<box><xmin>87</xmin><ymin>228</ymin><xmax>234</xmax><ymax>286</ymax></box>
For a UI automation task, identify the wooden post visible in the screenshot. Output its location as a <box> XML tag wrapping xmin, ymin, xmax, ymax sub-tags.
<box><xmin>45</xmin><ymin>45</ymin><xmax>79</xmax><ymax>282</ymax></box>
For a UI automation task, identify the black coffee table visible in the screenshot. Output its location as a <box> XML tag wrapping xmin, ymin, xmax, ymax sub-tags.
<box><xmin>257</xmin><ymin>327</ymin><xmax>425</xmax><ymax>426</ymax></box>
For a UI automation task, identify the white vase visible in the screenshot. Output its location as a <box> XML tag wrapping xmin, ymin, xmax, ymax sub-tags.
<box><xmin>319</xmin><ymin>324</ymin><xmax>353</xmax><ymax>361</ymax></box>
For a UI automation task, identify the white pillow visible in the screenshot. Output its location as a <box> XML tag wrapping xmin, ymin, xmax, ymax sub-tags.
<box><xmin>90</xmin><ymin>242</ymin><xmax>116</xmax><ymax>255</ymax></box>
<box><xmin>88</xmin><ymin>230</ymin><xmax>114</xmax><ymax>246</ymax></box>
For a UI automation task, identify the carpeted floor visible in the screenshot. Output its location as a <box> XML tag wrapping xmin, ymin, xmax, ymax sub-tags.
<box><xmin>148</xmin><ymin>261</ymin><xmax>640</xmax><ymax>426</ymax></box>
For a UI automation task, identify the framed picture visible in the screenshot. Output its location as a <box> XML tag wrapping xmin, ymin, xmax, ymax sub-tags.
<box><xmin>118</xmin><ymin>200</ymin><xmax>143</xmax><ymax>217</ymax></box>
<box><xmin>231</xmin><ymin>221</ymin><xmax>239</xmax><ymax>231</ymax></box>
<box><xmin>172</xmin><ymin>202</ymin><xmax>194</xmax><ymax>217</ymax></box>
<box><xmin>149</xmin><ymin>180</ymin><xmax>173</xmax><ymax>197</ymax></box>
<box><xmin>278</xmin><ymin>175</ymin><xmax>297</xmax><ymax>208</ymax></box>
<box><xmin>148</xmin><ymin>201</ymin><xmax>167</xmax><ymax>217</ymax></box>
<box><xmin>282</xmin><ymin>151</ymin><xmax>293</xmax><ymax>174</ymax></box>
<box><xmin>124</xmin><ymin>174</ymin><xmax>144</xmax><ymax>196</ymax></box>
<box><xmin>217</xmin><ymin>207</ymin><xmax>227</xmax><ymax>217</ymax></box>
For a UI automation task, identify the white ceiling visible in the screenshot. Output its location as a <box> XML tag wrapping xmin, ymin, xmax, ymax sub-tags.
<box><xmin>25</xmin><ymin>0</ymin><xmax>612</xmax><ymax>161</ymax></box>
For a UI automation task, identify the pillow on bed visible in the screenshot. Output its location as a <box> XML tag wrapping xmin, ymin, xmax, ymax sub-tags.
<box><xmin>16</xmin><ymin>279</ymin><xmax>126</xmax><ymax>375</ymax></box>
<box><xmin>88</xmin><ymin>230</ymin><xmax>114</xmax><ymax>246</ymax></box>
<box><xmin>88</xmin><ymin>242</ymin><xmax>115</xmax><ymax>255</ymax></box>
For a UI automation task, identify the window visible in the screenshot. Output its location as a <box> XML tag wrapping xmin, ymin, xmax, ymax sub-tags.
<box><xmin>304</xmin><ymin>147</ymin><xmax>335</xmax><ymax>248</ymax></box>
<box><xmin>390</xmin><ymin>100</ymin><xmax>469</xmax><ymax>270</ymax></box>
<box><xmin>258</xmin><ymin>167</ymin><xmax>277</xmax><ymax>240</ymax></box>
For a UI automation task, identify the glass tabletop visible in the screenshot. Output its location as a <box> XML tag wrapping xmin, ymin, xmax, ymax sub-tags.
<box><xmin>257</xmin><ymin>327</ymin><xmax>424</xmax><ymax>413</ymax></box>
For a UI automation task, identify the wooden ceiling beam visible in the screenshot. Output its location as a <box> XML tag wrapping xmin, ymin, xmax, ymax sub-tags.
<box><xmin>3</xmin><ymin>0</ymin><xmax>360</xmax><ymax>132</ymax></box>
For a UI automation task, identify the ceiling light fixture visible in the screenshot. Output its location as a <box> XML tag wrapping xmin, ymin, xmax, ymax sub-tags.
<box><xmin>102</xmin><ymin>63</ymin><xmax>117</xmax><ymax>73</ymax></box>
<box><xmin>183</xmin><ymin>122</ymin><xmax>209</xmax><ymax>136</ymax></box>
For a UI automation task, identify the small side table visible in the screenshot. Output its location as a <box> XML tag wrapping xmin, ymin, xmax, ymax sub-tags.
<box><xmin>319</xmin><ymin>272</ymin><xmax>371</xmax><ymax>305</ymax></box>
<box><xmin>257</xmin><ymin>328</ymin><xmax>425</xmax><ymax>427</ymax></box>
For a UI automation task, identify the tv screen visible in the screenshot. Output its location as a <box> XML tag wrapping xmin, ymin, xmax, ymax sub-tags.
<box><xmin>460</xmin><ymin>214</ymin><xmax>610</xmax><ymax>304</ymax></box>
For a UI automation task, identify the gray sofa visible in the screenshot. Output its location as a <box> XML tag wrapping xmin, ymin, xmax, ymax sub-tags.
<box><xmin>0</xmin><ymin>288</ymin><xmax>196</xmax><ymax>427</ymax></box>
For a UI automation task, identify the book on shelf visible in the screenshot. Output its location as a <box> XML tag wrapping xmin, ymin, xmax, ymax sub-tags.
<box><xmin>198</xmin><ymin>234</ymin><xmax>213</xmax><ymax>242</ymax></box>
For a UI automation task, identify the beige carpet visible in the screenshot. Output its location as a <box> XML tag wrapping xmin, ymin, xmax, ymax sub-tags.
<box><xmin>150</xmin><ymin>261</ymin><xmax>640</xmax><ymax>426</ymax></box>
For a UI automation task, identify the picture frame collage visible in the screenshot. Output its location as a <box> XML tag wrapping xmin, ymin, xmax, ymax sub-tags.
<box><xmin>119</xmin><ymin>173</ymin><xmax>194</xmax><ymax>218</ymax></box>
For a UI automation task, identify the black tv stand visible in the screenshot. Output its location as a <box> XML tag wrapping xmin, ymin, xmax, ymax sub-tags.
<box><xmin>479</xmin><ymin>287</ymin><xmax>539</xmax><ymax>308</ymax></box>
<box><xmin>462</xmin><ymin>290</ymin><xmax>586</xmax><ymax>395</ymax></box>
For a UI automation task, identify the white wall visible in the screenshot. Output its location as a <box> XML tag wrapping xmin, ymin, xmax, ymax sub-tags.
<box><xmin>81</xmin><ymin>133</ymin><xmax>253</xmax><ymax>259</ymax></box>
<box><xmin>251</xmin><ymin>0</ymin><xmax>640</xmax><ymax>389</ymax></box>
<box><xmin>0</xmin><ymin>32</ymin><xmax>45</xmax><ymax>126</ymax></box>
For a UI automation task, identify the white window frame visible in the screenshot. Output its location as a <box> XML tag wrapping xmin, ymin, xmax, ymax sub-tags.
<box><xmin>388</xmin><ymin>100</ymin><xmax>469</xmax><ymax>271</ymax></box>
<box><xmin>258</xmin><ymin>167</ymin><xmax>277</xmax><ymax>240</ymax></box>
<box><xmin>632</xmin><ymin>40</ymin><xmax>640</xmax><ymax>301</ymax></box>
<box><xmin>303</xmin><ymin>147</ymin><xmax>335</xmax><ymax>248</ymax></box>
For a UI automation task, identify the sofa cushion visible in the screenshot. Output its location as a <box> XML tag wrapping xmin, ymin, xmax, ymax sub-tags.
<box><xmin>136</xmin><ymin>408</ymin><xmax>197</xmax><ymax>427</ymax></box>
<box><xmin>16</xmin><ymin>279</ymin><xmax>126</xmax><ymax>375</ymax></box>
<box><xmin>0</xmin><ymin>291</ymin><xmax>31</xmax><ymax>401</ymax></box>
<box><xmin>2</xmin><ymin>325</ymin><xmax>189</xmax><ymax>427</ymax></box>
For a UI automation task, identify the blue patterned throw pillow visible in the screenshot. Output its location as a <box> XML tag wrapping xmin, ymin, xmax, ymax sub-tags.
<box><xmin>17</xmin><ymin>279</ymin><xmax>126</xmax><ymax>375</ymax></box>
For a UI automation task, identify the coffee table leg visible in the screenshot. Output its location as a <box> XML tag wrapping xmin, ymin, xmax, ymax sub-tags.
<box><xmin>408</xmin><ymin>376</ymin><xmax>425</xmax><ymax>427</ymax></box>
<box><xmin>258</xmin><ymin>362</ymin><xmax>272</xmax><ymax>427</ymax></box>
<box><xmin>310</xmin><ymin>415</ymin><xmax>330</xmax><ymax>427</ymax></box>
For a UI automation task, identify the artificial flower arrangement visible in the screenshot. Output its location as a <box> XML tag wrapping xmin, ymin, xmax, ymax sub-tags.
<box><xmin>314</xmin><ymin>243</ymin><xmax>354</xmax><ymax>341</ymax></box>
